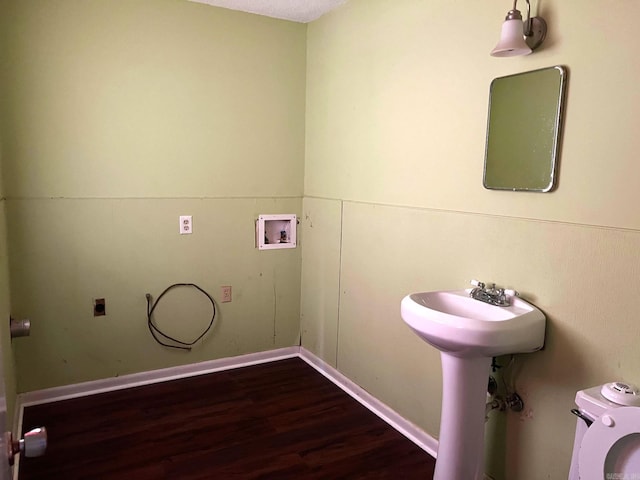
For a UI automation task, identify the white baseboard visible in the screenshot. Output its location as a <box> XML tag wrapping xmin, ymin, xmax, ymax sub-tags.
<box><xmin>299</xmin><ymin>347</ymin><xmax>438</xmax><ymax>457</ymax></box>
<box><xmin>14</xmin><ymin>346</ymin><xmax>438</xmax><ymax>477</ymax></box>
<box><xmin>16</xmin><ymin>347</ymin><xmax>300</xmax><ymax>408</ymax></box>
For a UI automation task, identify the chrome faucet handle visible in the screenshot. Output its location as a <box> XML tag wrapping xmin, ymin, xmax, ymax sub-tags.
<box><xmin>504</xmin><ymin>289</ymin><xmax>519</xmax><ymax>297</ymax></box>
<box><xmin>470</xmin><ymin>279</ymin><xmax>485</xmax><ymax>289</ymax></box>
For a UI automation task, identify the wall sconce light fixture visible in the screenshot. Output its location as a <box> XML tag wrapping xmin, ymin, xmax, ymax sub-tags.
<box><xmin>490</xmin><ymin>0</ymin><xmax>547</xmax><ymax>57</ymax></box>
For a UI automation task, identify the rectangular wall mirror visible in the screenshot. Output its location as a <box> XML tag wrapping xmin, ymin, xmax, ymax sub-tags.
<box><xmin>483</xmin><ymin>65</ymin><xmax>567</xmax><ymax>192</ymax></box>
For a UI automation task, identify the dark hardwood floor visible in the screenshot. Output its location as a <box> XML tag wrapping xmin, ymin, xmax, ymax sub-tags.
<box><xmin>19</xmin><ymin>357</ymin><xmax>436</xmax><ymax>479</ymax></box>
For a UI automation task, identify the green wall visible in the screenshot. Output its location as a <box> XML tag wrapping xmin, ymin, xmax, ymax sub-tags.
<box><xmin>0</xmin><ymin>15</ymin><xmax>18</xmax><ymax>424</ymax></box>
<box><xmin>0</xmin><ymin>0</ymin><xmax>306</xmax><ymax>392</ymax></box>
<box><xmin>302</xmin><ymin>1</ymin><xmax>640</xmax><ymax>479</ymax></box>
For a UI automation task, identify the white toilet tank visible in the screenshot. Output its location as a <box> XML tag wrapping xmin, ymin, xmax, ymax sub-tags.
<box><xmin>569</xmin><ymin>383</ymin><xmax>640</xmax><ymax>479</ymax></box>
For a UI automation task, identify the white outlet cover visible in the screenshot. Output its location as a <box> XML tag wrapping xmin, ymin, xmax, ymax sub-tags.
<box><xmin>179</xmin><ymin>215</ymin><xmax>192</xmax><ymax>235</ymax></box>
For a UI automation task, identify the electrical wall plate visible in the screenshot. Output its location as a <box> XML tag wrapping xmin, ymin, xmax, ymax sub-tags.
<box><xmin>179</xmin><ymin>215</ymin><xmax>193</xmax><ymax>234</ymax></box>
<box><xmin>256</xmin><ymin>214</ymin><xmax>297</xmax><ymax>250</ymax></box>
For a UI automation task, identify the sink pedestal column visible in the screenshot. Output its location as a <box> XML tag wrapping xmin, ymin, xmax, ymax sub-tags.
<box><xmin>435</xmin><ymin>353</ymin><xmax>491</xmax><ymax>480</ymax></box>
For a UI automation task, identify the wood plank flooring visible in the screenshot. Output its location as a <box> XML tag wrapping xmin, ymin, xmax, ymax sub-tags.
<box><xmin>19</xmin><ymin>357</ymin><xmax>436</xmax><ymax>479</ymax></box>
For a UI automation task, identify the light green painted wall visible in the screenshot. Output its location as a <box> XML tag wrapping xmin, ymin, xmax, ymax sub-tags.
<box><xmin>0</xmin><ymin>0</ymin><xmax>306</xmax><ymax>393</ymax></box>
<box><xmin>305</xmin><ymin>0</ymin><xmax>640</xmax><ymax>229</ymax></box>
<box><xmin>8</xmin><ymin>198</ymin><xmax>302</xmax><ymax>391</ymax></box>
<box><xmin>303</xmin><ymin>1</ymin><xmax>640</xmax><ymax>479</ymax></box>
<box><xmin>0</xmin><ymin>35</ymin><xmax>18</xmax><ymax>425</ymax></box>
<box><xmin>2</xmin><ymin>0</ymin><xmax>305</xmax><ymax>199</ymax></box>
<box><xmin>299</xmin><ymin>197</ymin><xmax>341</xmax><ymax>366</ymax></box>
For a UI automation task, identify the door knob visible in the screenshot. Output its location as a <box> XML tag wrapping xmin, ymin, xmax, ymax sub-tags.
<box><xmin>6</xmin><ymin>427</ymin><xmax>47</xmax><ymax>465</ymax></box>
<box><xmin>9</xmin><ymin>317</ymin><xmax>31</xmax><ymax>339</ymax></box>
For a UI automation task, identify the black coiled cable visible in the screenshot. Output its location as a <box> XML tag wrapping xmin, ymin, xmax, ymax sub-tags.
<box><xmin>146</xmin><ymin>283</ymin><xmax>216</xmax><ymax>351</ymax></box>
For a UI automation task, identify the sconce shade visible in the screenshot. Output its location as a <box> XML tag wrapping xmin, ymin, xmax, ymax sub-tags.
<box><xmin>491</xmin><ymin>19</ymin><xmax>532</xmax><ymax>57</ymax></box>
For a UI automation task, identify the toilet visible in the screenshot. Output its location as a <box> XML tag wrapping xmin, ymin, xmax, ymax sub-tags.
<box><xmin>569</xmin><ymin>382</ymin><xmax>640</xmax><ymax>479</ymax></box>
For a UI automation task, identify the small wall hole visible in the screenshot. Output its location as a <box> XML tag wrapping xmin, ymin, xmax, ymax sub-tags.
<box><xmin>94</xmin><ymin>298</ymin><xmax>106</xmax><ymax>317</ymax></box>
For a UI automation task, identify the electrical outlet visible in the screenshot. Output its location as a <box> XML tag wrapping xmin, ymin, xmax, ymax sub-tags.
<box><xmin>221</xmin><ymin>286</ymin><xmax>232</xmax><ymax>303</ymax></box>
<box><xmin>179</xmin><ymin>215</ymin><xmax>192</xmax><ymax>235</ymax></box>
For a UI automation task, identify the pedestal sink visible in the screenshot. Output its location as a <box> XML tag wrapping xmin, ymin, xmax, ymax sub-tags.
<box><xmin>400</xmin><ymin>288</ymin><xmax>546</xmax><ymax>480</ymax></box>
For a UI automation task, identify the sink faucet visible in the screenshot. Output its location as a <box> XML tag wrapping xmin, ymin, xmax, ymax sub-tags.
<box><xmin>469</xmin><ymin>280</ymin><xmax>518</xmax><ymax>307</ymax></box>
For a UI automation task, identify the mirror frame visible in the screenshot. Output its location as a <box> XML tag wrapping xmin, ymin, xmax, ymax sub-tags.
<box><xmin>483</xmin><ymin>65</ymin><xmax>567</xmax><ymax>192</ymax></box>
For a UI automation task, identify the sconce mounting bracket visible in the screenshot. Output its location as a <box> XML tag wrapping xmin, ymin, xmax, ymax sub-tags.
<box><xmin>524</xmin><ymin>16</ymin><xmax>547</xmax><ymax>51</ymax></box>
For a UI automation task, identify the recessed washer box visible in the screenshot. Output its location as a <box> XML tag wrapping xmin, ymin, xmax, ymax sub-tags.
<box><xmin>256</xmin><ymin>214</ymin><xmax>297</xmax><ymax>250</ymax></box>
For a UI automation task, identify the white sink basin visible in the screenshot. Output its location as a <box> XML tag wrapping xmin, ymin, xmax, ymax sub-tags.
<box><xmin>401</xmin><ymin>289</ymin><xmax>545</xmax><ymax>357</ymax></box>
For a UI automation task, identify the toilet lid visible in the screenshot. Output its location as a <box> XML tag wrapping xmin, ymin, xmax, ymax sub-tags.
<box><xmin>579</xmin><ymin>406</ymin><xmax>640</xmax><ymax>479</ymax></box>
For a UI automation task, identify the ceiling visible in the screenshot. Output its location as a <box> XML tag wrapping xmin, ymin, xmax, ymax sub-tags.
<box><xmin>187</xmin><ymin>0</ymin><xmax>348</xmax><ymax>23</ymax></box>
